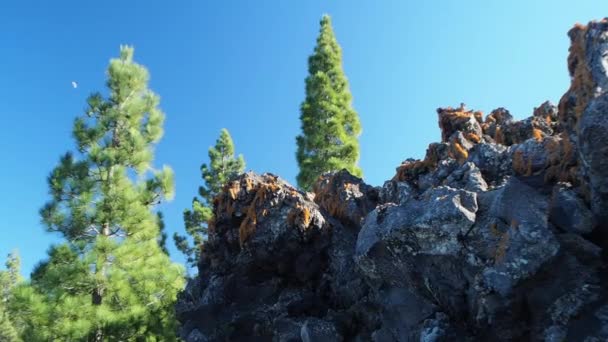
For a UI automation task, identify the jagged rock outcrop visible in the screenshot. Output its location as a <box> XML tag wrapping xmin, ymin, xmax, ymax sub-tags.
<box><xmin>177</xmin><ymin>19</ymin><xmax>608</xmax><ymax>341</ymax></box>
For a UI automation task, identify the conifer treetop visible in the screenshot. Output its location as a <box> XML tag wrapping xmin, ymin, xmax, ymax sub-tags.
<box><xmin>296</xmin><ymin>15</ymin><xmax>363</xmax><ymax>190</ymax></box>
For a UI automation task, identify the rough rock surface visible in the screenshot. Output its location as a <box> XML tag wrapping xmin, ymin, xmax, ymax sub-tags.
<box><xmin>177</xmin><ymin>19</ymin><xmax>608</xmax><ymax>341</ymax></box>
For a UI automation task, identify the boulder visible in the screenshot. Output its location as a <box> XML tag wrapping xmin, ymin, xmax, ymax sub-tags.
<box><xmin>549</xmin><ymin>183</ymin><xmax>594</xmax><ymax>235</ymax></box>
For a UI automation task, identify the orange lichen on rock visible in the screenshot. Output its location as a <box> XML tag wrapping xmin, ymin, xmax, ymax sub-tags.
<box><xmin>450</xmin><ymin>140</ymin><xmax>469</xmax><ymax>164</ymax></box>
<box><xmin>558</xmin><ymin>23</ymin><xmax>595</xmax><ymax>124</ymax></box>
<box><xmin>287</xmin><ymin>203</ymin><xmax>312</xmax><ymax>229</ymax></box>
<box><xmin>465</xmin><ymin>132</ymin><xmax>481</xmax><ymax>144</ymax></box>
<box><xmin>437</xmin><ymin>104</ymin><xmax>481</xmax><ymax>142</ymax></box>
<box><xmin>244</xmin><ymin>176</ymin><xmax>255</xmax><ymax>192</ymax></box>
<box><xmin>394</xmin><ymin>159</ymin><xmax>433</xmax><ymax>182</ymax></box>
<box><xmin>532</xmin><ymin>128</ymin><xmax>543</xmax><ymax>142</ymax></box>
<box><xmin>392</xmin><ymin>142</ymin><xmax>448</xmax><ymax>183</ymax></box>
<box><xmin>228</xmin><ymin>180</ymin><xmax>240</xmax><ymax>200</ymax></box>
<box><xmin>302</xmin><ymin>207</ymin><xmax>311</xmax><ymax>227</ymax></box>
<box><xmin>238</xmin><ymin>180</ymin><xmax>279</xmax><ymax>246</ymax></box>
<box><xmin>215</xmin><ymin>185</ymin><xmax>238</xmax><ymax>220</ymax></box>
<box><xmin>543</xmin><ymin>134</ymin><xmax>578</xmax><ymax>184</ymax></box>
<box><xmin>495</xmin><ymin>126</ymin><xmax>505</xmax><ymax>145</ymax></box>
<box><xmin>313</xmin><ymin>170</ymin><xmax>378</xmax><ymax>226</ymax></box>
<box><xmin>313</xmin><ymin>179</ymin><xmax>349</xmax><ymax>219</ymax></box>
<box><xmin>512</xmin><ymin>150</ymin><xmax>533</xmax><ymax>176</ymax></box>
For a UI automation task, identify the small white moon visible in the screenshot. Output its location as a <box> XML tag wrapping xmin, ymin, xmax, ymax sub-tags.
<box><xmin>71</xmin><ymin>81</ymin><xmax>78</xmax><ymax>89</ymax></box>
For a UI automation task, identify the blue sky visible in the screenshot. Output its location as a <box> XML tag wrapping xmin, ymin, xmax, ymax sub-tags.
<box><xmin>0</xmin><ymin>1</ymin><xmax>605</xmax><ymax>276</ymax></box>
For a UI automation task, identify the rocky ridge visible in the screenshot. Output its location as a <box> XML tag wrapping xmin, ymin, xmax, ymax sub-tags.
<box><xmin>177</xmin><ymin>19</ymin><xmax>608</xmax><ymax>341</ymax></box>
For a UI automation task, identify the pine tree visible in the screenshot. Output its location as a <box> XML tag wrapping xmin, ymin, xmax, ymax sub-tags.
<box><xmin>0</xmin><ymin>251</ymin><xmax>21</xmax><ymax>301</ymax></box>
<box><xmin>0</xmin><ymin>251</ymin><xmax>21</xmax><ymax>342</ymax></box>
<box><xmin>10</xmin><ymin>46</ymin><xmax>184</xmax><ymax>341</ymax></box>
<box><xmin>296</xmin><ymin>15</ymin><xmax>363</xmax><ymax>190</ymax></box>
<box><xmin>174</xmin><ymin>128</ymin><xmax>245</xmax><ymax>267</ymax></box>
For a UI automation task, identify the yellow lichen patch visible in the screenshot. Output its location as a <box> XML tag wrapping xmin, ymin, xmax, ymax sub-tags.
<box><xmin>466</xmin><ymin>132</ymin><xmax>481</xmax><ymax>144</ymax></box>
<box><xmin>532</xmin><ymin>128</ymin><xmax>543</xmax><ymax>142</ymax></box>
<box><xmin>495</xmin><ymin>232</ymin><xmax>511</xmax><ymax>264</ymax></box>
<box><xmin>302</xmin><ymin>207</ymin><xmax>311</xmax><ymax>227</ymax></box>
<box><xmin>451</xmin><ymin>140</ymin><xmax>469</xmax><ymax>164</ymax></box>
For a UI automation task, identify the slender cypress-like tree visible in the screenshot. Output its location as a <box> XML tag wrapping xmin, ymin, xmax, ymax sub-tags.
<box><xmin>296</xmin><ymin>15</ymin><xmax>363</xmax><ymax>190</ymax></box>
<box><xmin>174</xmin><ymin>128</ymin><xmax>245</xmax><ymax>267</ymax></box>
<box><xmin>10</xmin><ymin>46</ymin><xmax>184</xmax><ymax>341</ymax></box>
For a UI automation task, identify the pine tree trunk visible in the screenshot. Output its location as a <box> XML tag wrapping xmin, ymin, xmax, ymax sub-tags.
<box><xmin>91</xmin><ymin>222</ymin><xmax>110</xmax><ymax>341</ymax></box>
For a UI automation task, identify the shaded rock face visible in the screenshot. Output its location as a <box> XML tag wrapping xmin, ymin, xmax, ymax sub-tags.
<box><xmin>177</xmin><ymin>19</ymin><xmax>608</xmax><ymax>341</ymax></box>
<box><xmin>176</xmin><ymin>172</ymin><xmax>380</xmax><ymax>341</ymax></box>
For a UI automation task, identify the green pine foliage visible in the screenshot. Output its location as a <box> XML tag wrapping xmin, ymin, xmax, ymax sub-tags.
<box><xmin>0</xmin><ymin>302</ymin><xmax>20</xmax><ymax>342</ymax></box>
<box><xmin>296</xmin><ymin>15</ymin><xmax>363</xmax><ymax>190</ymax></box>
<box><xmin>174</xmin><ymin>128</ymin><xmax>245</xmax><ymax>267</ymax></box>
<box><xmin>10</xmin><ymin>46</ymin><xmax>184</xmax><ymax>341</ymax></box>
<box><xmin>0</xmin><ymin>251</ymin><xmax>22</xmax><ymax>342</ymax></box>
<box><xmin>157</xmin><ymin>212</ymin><xmax>170</xmax><ymax>256</ymax></box>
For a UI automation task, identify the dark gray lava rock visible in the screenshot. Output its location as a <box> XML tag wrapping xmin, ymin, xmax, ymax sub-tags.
<box><xmin>177</xmin><ymin>18</ymin><xmax>608</xmax><ymax>342</ymax></box>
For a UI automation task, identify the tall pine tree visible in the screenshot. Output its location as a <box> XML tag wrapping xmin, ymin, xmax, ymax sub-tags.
<box><xmin>296</xmin><ymin>15</ymin><xmax>363</xmax><ymax>190</ymax></box>
<box><xmin>10</xmin><ymin>46</ymin><xmax>184</xmax><ymax>341</ymax></box>
<box><xmin>174</xmin><ymin>128</ymin><xmax>245</xmax><ymax>267</ymax></box>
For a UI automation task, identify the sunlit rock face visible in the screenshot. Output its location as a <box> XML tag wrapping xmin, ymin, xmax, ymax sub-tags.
<box><xmin>177</xmin><ymin>19</ymin><xmax>608</xmax><ymax>341</ymax></box>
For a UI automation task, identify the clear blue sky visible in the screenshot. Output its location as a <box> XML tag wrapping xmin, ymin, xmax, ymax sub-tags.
<box><xmin>0</xmin><ymin>1</ymin><xmax>605</xmax><ymax>276</ymax></box>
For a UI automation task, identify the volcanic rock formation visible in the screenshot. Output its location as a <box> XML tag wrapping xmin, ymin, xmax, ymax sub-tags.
<box><xmin>177</xmin><ymin>19</ymin><xmax>608</xmax><ymax>341</ymax></box>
